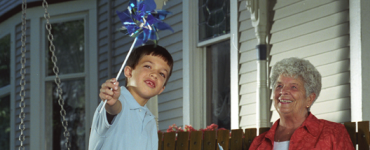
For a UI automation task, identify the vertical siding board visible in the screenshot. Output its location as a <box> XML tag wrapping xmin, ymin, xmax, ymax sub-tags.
<box><xmin>269</xmin><ymin>0</ymin><xmax>350</xmax><ymax>124</ymax></box>
<box><xmin>270</xmin><ymin>10</ymin><xmax>349</xmax><ymax>44</ymax></box>
<box><xmin>238</xmin><ymin>0</ymin><xmax>257</xmax><ymax>129</ymax></box>
<box><xmin>14</xmin><ymin>21</ymin><xmax>31</xmax><ymax>149</ymax></box>
<box><xmin>271</xmin><ymin>0</ymin><xmax>349</xmax><ymax>33</ymax></box>
<box><xmin>158</xmin><ymin>98</ymin><xmax>182</xmax><ymax>112</ymax></box>
<box><xmin>159</xmin><ymin>117</ymin><xmax>182</xmax><ymax>131</ymax></box>
<box><xmin>240</xmin><ymin>93</ymin><xmax>256</xmax><ymax>106</ymax></box>
<box><xmin>157</xmin><ymin>0</ymin><xmax>183</xmax><ymax>131</ymax></box>
<box><xmin>239</xmin><ymin>71</ymin><xmax>257</xmax><ymax>85</ymax></box>
<box><xmin>273</xmin><ymin>0</ymin><xmax>301</xmax><ymax>10</ymax></box>
<box><xmin>271</xmin><ymin>23</ymin><xmax>349</xmax><ymax>55</ymax></box>
<box><xmin>158</xmin><ymin>108</ymin><xmax>183</xmax><ymax>121</ymax></box>
<box><xmin>239</xmin><ymin>39</ymin><xmax>257</xmax><ymax>53</ymax></box>
<box><xmin>270</xmin><ymin>36</ymin><xmax>350</xmax><ymax>65</ymax></box>
<box><xmin>98</xmin><ymin>0</ymin><xmax>110</xmax><ymax>85</ymax></box>
<box><xmin>273</xmin><ymin>0</ymin><xmax>336</xmax><ymax>20</ymax></box>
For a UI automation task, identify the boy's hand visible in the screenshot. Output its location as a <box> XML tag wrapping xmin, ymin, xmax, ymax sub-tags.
<box><xmin>99</xmin><ymin>78</ymin><xmax>120</xmax><ymax>106</ymax></box>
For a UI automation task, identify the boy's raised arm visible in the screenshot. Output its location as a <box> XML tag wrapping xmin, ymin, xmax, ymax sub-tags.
<box><xmin>99</xmin><ymin>78</ymin><xmax>122</xmax><ymax>116</ymax></box>
<box><xmin>105</xmin><ymin>100</ymin><xmax>122</xmax><ymax>115</ymax></box>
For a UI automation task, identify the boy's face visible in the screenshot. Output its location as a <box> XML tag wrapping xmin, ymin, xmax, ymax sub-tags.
<box><xmin>125</xmin><ymin>55</ymin><xmax>171</xmax><ymax>100</ymax></box>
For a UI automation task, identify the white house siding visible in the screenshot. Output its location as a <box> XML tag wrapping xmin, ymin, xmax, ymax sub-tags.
<box><xmin>97</xmin><ymin>0</ymin><xmax>183</xmax><ymax>131</ymax></box>
<box><xmin>14</xmin><ymin>21</ymin><xmax>31</xmax><ymax>149</ymax></box>
<box><xmin>238</xmin><ymin>1</ymin><xmax>258</xmax><ymax>129</ymax></box>
<box><xmin>269</xmin><ymin>0</ymin><xmax>350</xmax><ymax>123</ymax></box>
<box><xmin>156</xmin><ymin>0</ymin><xmax>183</xmax><ymax>131</ymax></box>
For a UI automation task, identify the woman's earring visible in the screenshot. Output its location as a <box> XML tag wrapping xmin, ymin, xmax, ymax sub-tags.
<box><xmin>306</xmin><ymin>106</ymin><xmax>309</xmax><ymax>108</ymax></box>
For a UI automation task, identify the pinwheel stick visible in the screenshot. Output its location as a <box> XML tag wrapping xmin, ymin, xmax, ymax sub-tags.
<box><xmin>100</xmin><ymin>37</ymin><xmax>138</xmax><ymax>113</ymax></box>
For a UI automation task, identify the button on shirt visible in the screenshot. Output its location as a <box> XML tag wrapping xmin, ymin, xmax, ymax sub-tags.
<box><xmin>89</xmin><ymin>87</ymin><xmax>158</xmax><ymax>150</ymax></box>
<box><xmin>249</xmin><ymin>113</ymin><xmax>355</xmax><ymax>150</ymax></box>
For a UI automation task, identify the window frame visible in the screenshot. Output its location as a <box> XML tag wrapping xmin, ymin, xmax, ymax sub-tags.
<box><xmin>40</xmin><ymin>12</ymin><xmax>94</xmax><ymax>150</ymax></box>
<box><xmin>197</xmin><ymin>0</ymin><xmax>239</xmax><ymax>129</ymax></box>
<box><xmin>0</xmin><ymin>33</ymin><xmax>11</xmax><ymax>94</ymax></box>
<box><xmin>182</xmin><ymin>0</ymin><xmax>239</xmax><ymax>129</ymax></box>
<box><xmin>0</xmin><ymin>32</ymin><xmax>14</xmax><ymax>150</ymax></box>
<box><xmin>0</xmin><ymin>1</ymin><xmax>98</xmax><ymax>149</ymax></box>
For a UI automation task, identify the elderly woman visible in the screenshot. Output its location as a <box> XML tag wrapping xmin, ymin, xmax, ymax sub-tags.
<box><xmin>249</xmin><ymin>57</ymin><xmax>354</xmax><ymax>150</ymax></box>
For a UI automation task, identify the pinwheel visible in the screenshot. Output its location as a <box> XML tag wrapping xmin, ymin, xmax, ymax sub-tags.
<box><xmin>116</xmin><ymin>0</ymin><xmax>173</xmax><ymax>46</ymax></box>
<box><xmin>100</xmin><ymin>0</ymin><xmax>173</xmax><ymax>113</ymax></box>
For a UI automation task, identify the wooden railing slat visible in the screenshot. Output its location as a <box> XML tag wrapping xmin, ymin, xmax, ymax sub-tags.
<box><xmin>344</xmin><ymin>122</ymin><xmax>357</xmax><ymax>148</ymax></box>
<box><xmin>164</xmin><ymin>132</ymin><xmax>176</xmax><ymax>150</ymax></box>
<box><xmin>230</xmin><ymin>129</ymin><xmax>243</xmax><ymax>150</ymax></box>
<box><xmin>244</xmin><ymin>128</ymin><xmax>256</xmax><ymax>150</ymax></box>
<box><xmin>189</xmin><ymin>131</ymin><xmax>202</xmax><ymax>150</ymax></box>
<box><xmin>158</xmin><ymin>121</ymin><xmax>370</xmax><ymax>150</ymax></box>
<box><xmin>217</xmin><ymin>130</ymin><xmax>230</xmax><ymax>150</ymax></box>
<box><xmin>203</xmin><ymin>131</ymin><xmax>216</xmax><ymax>150</ymax></box>
<box><xmin>358</xmin><ymin>121</ymin><xmax>369</xmax><ymax>150</ymax></box>
<box><xmin>259</xmin><ymin>127</ymin><xmax>270</xmax><ymax>135</ymax></box>
<box><xmin>176</xmin><ymin>132</ymin><xmax>189</xmax><ymax>150</ymax></box>
<box><xmin>158</xmin><ymin>132</ymin><xmax>164</xmax><ymax>150</ymax></box>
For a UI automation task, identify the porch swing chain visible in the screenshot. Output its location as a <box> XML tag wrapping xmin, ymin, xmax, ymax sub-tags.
<box><xmin>19</xmin><ymin>0</ymin><xmax>27</xmax><ymax>150</ymax></box>
<box><xmin>42</xmin><ymin>0</ymin><xmax>71</xmax><ymax>149</ymax></box>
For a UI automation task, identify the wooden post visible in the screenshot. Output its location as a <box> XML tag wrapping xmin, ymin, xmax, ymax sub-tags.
<box><xmin>158</xmin><ymin>132</ymin><xmax>164</xmax><ymax>150</ymax></box>
<box><xmin>358</xmin><ymin>121</ymin><xmax>369</xmax><ymax>150</ymax></box>
<box><xmin>344</xmin><ymin>122</ymin><xmax>357</xmax><ymax>148</ymax></box>
<box><xmin>230</xmin><ymin>129</ymin><xmax>243</xmax><ymax>150</ymax></box>
<box><xmin>217</xmin><ymin>130</ymin><xmax>230</xmax><ymax>150</ymax></box>
<box><xmin>164</xmin><ymin>132</ymin><xmax>176</xmax><ymax>150</ymax></box>
<box><xmin>259</xmin><ymin>127</ymin><xmax>270</xmax><ymax>135</ymax></box>
<box><xmin>203</xmin><ymin>131</ymin><xmax>216</xmax><ymax>150</ymax></box>
<box><xmin>176</xmin><ymin>132</ymin><xmax>189</xmax><ymax>150</ymax></box>
<box><xmin>244</xmin><ymin>128</ymin><xmax>257</xmax><ymax>150</ymax></box>
<box><xmin>189</xmin><ymin>131</ymin><xmax>202</xmax><ymax>150</ymax></box>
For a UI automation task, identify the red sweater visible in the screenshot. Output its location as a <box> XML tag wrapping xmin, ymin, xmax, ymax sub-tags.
<box><xmin>249</xmin><ymin>113</ymin><xmax>355</xmax><ymax>150</ymax></box>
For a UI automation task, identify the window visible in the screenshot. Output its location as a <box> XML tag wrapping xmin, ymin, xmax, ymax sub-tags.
<box><xmin>44</xmin><ymin>19</ymin><xmax>86</xmax><ymax>150</ymax></box>
<box><xmin>0</xmin><ymin>34</ymin><xmax>10</xmax><ymax>150</ymax></box>
<box><xmin>199</xmin><ymin>0</ymin><xmax>230</xmax><ymax>41</ymax></box>
<box><xmin>0</xmin><ymin>95</ymin><xmax>10</xmax><ymax>150</ymax></box>
<box><xmin>206</xmin><ymin>41</ymin><xmax>230</xmax><ymax>129</ymax></box>
<box><xmin>199</xmin><ymin>0</ymin><xmax>231</xmax><ymax>129</ymax></box>
<box><xmin>0</xmin><ymin>34</ymin><xmax>10</xmax><ymax>87</ymax></box>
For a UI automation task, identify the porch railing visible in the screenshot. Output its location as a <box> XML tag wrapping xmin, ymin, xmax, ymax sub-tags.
<box><xmin>158</xmin><ymin>121</ymin><xmax>370</xmax><ymax>150</ymax></box>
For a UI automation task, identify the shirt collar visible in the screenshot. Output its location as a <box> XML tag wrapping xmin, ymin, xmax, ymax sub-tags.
<box><xmin>121</xmin><ymin>87</ymin><xmax>145</xmax><ymax>109</ymax></box>
<box><xmin>265</xmin><ymin>119</ymin><xmax>279</xmax><ymax>142</ymax></box>
<box><xmin>121</xmin><ymin>87</ymin><xmax>154</xmax><ymax>116</ymax></box>
<box><xmin>301</xmin><ymin>113</ymin><xmax>322</xmax><ymax>137</ymax></box>
<box><xmin>264</xmin><ymin>113</ymin><xmax>322</xmax><ymax>142</ymax></box>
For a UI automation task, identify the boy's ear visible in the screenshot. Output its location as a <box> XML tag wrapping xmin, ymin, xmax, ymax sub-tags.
<box><xmin>157</xmin><ymin>86</ymin><xmax>165</xmax><ymax>95</ymax></box>
<box><xmin>124</xmin><ymin>66</ymin><xmax>133</xmax><ymax>78</ymax></box>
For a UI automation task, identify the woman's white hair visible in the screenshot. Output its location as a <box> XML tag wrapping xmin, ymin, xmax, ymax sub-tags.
<box><xmin>271</xmin><ymin>57</ymin><xmax>322</xmax><ymax>110</ymax></box>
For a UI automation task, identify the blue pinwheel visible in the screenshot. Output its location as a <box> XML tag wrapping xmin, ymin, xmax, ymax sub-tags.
<box><xmin>116</xmin><ymin>0</ymin><xmax>173</xmax><ymax>47</ymax></box>
<box><xmin>100</xmin><ymin>0</ymin><xmax>173</xmax><ymax>113</ymax></box>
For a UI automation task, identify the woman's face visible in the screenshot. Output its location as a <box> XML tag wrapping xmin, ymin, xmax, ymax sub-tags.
<box><xmin>273</xmin><ymin>75</ymin><xmax>315</xmax><ymax>117</ymax></box>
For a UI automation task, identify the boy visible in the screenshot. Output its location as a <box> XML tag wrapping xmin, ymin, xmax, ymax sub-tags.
<box><xmin>89</xmin><ymin>44</ymin><xmax>173</xmax><ymax>150</ymax></box>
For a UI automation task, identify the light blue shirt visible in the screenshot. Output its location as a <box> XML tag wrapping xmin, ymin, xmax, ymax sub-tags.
<box><xmin>89</xmin><ymin>87</ymin><xmax>158</xmax><ymax>150</ymax></box>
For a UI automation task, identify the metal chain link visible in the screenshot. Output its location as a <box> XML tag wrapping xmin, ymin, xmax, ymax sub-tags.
<box><xmin>18</xmin><ymin>0</ymin><xmax>27</xmax><ymax>150</ymax></box>
<box><xmin>42</xmin><ymin>1</ymin><xmax>71</xmax><ymax>149</ymax></box>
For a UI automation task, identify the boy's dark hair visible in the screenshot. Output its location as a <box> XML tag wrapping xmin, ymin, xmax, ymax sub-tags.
<box><xmin>125</xmin><ymin>44</ymin><xmax>174</xmax><ymax>86</ymax></box>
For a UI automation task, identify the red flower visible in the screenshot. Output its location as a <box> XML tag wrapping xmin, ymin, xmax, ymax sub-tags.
<box><xmin>165</xmin><ymin>123</ymin><xmax>231</xmax><ymax>139</ymax></box>
<box><xmin>184</xmin><ymin>125</ymin><xmax>196</xmax><ymax>132</ymax></box>
<box><xmin>166</xmin><ymin>124</ymin><xmax>184</xmax><ymax>133</ymax></box>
